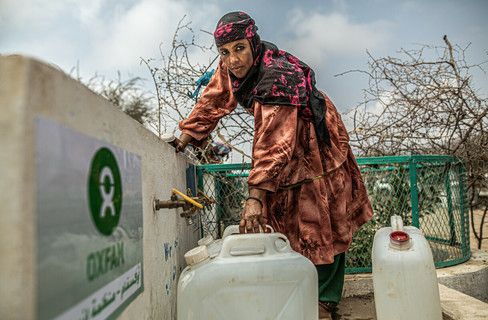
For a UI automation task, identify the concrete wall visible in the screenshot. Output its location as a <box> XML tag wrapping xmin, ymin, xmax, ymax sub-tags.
<box><xmin>0</xmin><ymin>55</ymin><xmax>200</xmax><ymax>320</ymax></box>
<box><xmin>437</xmin><ymin>250</ymin><xmax>488</xmax><ymax>302</ymax></box>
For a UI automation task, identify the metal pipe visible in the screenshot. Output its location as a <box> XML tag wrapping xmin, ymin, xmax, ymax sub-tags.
<box><xmin>154</xmin><ymin>199</ymin><xmax>189</xmax><ymax>210</ymax></box>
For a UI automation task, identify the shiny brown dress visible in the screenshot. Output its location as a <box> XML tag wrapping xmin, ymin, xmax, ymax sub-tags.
<box><xmin>180</xmin><ymin>62</ymin><xmax>373</xmax><ymax>265</ymax></box>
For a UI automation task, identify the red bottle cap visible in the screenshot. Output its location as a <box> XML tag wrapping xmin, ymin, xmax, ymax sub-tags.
<box><xmin>390</xmin><ymin>231</ymin><xmax>411</xmax><ymax>249</ymax></box>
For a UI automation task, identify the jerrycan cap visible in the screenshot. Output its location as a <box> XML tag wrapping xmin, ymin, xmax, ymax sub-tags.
<box><xmin>389</xmin><ymin>231</ymin><xmax>411</xmax><ymax>250</ymax></box>
<box><xmin>184</xmin><ymin>245</ymin><xmax>209</xmax><ymax>266</ymax></box>
<box><xmin>197</xmin><ymin>235</ymin><xmax>214</xmax><ymax>246</ymax></box>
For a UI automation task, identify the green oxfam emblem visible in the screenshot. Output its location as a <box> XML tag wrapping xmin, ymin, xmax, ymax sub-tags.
<box><xmin>88</xmin><ymin>147</ymin><xmax>122</xmax><ymax>236</ymax></box>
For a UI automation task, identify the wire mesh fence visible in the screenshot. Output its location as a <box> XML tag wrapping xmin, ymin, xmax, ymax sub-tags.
<box><xmin>196</xmin><ymin>155</ymin><xmax>471</xmax><ymax>273</ymax></box>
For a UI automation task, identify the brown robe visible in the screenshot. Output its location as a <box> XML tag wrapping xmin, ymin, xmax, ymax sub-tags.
<box><xmin>179</xmin><ymin>62</ymin><xmax>373</xmax><ymax>265</ymax></box>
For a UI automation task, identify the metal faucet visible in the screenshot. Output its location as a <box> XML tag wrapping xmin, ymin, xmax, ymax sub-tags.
<box><xmin>154</xmin><ymin>188</ymin><xmax>214</xmax><ymax>225</ymax></box>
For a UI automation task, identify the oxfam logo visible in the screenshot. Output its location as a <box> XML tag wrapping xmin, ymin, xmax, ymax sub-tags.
<box><xmin>88</xmin><ymin>147</ymin><xmax>122</xmax><ymax>236</ymax></box>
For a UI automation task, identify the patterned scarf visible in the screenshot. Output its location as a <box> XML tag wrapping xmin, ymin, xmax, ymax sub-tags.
<box><xmin>214</xmin><ymin>12</ymin><xmax>330</xmax><ymax>145</ymax></box>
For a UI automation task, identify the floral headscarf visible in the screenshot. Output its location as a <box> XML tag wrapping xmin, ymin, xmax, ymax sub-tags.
<box><xmin>214</xmin><ymin>11</ymin><xmax>330</xmax><ymax>146</ymax></box>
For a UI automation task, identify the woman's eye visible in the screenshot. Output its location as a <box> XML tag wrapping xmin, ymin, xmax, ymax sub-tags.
<box><xmin>220</xmin><ymin>50</ymin><xmax>228</xmax><ymax>56</ymax></box>
<box><xmin>236</xmin><ymin>45</ymin><xmax>244</xmax><ymax>51</ymax></box>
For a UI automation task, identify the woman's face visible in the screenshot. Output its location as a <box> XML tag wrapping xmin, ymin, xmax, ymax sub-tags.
<box><xmin>218</xmin><ymin>39</ymin><xmax>254</xmax><ymax>79</ymax></box>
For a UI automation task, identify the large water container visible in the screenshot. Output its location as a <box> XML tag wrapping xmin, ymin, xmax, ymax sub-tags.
<box><xmin>197</xmin><ymin>235</ymin><xmax>223</xmax><ymax>258</ymax></box>
<box><xmin>372</xmin><ymin>215</ymin><xmax>442</xmax><ymax>320</ymax></box>
<box><xmin>177</xmin><ymin>232</ymin><xmax>318</xmax><ymax>320</ymax></box>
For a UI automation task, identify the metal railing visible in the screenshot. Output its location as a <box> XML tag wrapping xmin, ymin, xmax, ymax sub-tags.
<box><xmin>196</xmin><ymin>155</ymin><xmax>471</xmax><ymax>273</ymax></box>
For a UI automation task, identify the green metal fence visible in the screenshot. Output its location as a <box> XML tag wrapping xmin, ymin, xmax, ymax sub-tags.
<box><xmin>196</xmin><ymin>155</ymin><xmax>471</xmax><ymax>273</ymax></box>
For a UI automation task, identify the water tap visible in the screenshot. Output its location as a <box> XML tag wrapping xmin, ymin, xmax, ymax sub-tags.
<box><xmin>154</xmin><ymin>188</ymin><xmax>214</xmax><ymax>225</ymax></box>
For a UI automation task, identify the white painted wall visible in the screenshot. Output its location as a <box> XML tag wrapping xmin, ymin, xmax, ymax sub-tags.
<box><xmin>0</xmin><ymin>55</ymin><xmax>200</xmax><ymax>320</ymax></box>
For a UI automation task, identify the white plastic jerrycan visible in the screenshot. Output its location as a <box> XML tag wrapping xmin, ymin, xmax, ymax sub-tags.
<box><xmin>196</xmin><ymin>235</ymin><xmax>223</xmax><ymax>258</ymax></box>
<box><xmin>372</xmin><ymin>215</ymin><xmax>442</xmax><ymax>320</ymax></box>
<box><xmin>177</xmin><ymin>232</ymin><xmax>318</xmax><ymax>320</ymax></box>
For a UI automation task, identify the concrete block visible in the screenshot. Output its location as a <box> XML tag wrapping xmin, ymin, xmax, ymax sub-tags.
<box><xmin>437</xmin><ymin>250</ymin><xmax>488</xmax><ymax>302</ymax></box>
<box><xmin>439</xmin><ymin>284</ymin><xmax>488</xmax><ymax>320</ymax></box>
<box><xmin>0</xmin><ymin>55</ymin><xmax>199</xmax><ymax>320</ymax></box>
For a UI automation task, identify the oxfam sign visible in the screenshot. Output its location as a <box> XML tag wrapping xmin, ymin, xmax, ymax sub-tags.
<box><xmin>88</xmin><ymin>147</ymin><xmax>122</xmax><ymax>236</ymax></box>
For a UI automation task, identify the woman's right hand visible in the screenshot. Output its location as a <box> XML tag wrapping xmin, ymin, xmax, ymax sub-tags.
<box><xmin>239</xmin><ymin>188</ymin><xmax>269</xmax><ymax>233</ymax></box>
<box><xmin>175</xmin><ymin>133</ymin><xmax>193</xmax><ymax>153</ymax></box>
<box><xmin>239</xmin><ymin>198</ymin><xmax>267</xmax><ymax>233</ymax></box>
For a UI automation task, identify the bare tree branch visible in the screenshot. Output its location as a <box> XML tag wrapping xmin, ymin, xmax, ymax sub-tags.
<box><xmin>341</xmin><ymin>35</ymin><xmax>488</xmax><ymax>248</ymax></box>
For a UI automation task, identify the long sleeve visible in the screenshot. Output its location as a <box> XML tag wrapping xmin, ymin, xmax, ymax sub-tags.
<box><xmin>178</xmin><ymin>61</ymin><xmax>238</xmax><ymax>141</ymax></box>
<box><xmin>247</xmin><ymin>103</ymin><xmax>298</xmax><ymax>192</ymax></box>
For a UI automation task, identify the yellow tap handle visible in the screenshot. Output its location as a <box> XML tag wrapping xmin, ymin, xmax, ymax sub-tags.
<box><xmin>197</xmin><ymin>189</ymin><xmax>214</xmax><ymax>203</ymax></box>
<box><xmin>171</xmin><ymin>188</ymin><xmax>203</xmax><ymax>209</ymax></box>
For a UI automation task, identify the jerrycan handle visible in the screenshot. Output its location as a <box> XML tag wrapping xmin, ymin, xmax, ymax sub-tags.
<box><xmin>222</xmin><ymin>224</ymin><xmax>274</xmax><ymax>239</ymax></box>
<box><xmin>219</xmin><ymin>232</ymin><xmax>291</xmax><ymax>258</ymax></box>
<box><xmin>390</xmin><ymin>215</ymin><xmax>404</xmax><ymax>231</ymax></box>
<box><xmin>222</xmin><ymin>225</ymin><xmax>240</xmax><ymax>239</ymax></box>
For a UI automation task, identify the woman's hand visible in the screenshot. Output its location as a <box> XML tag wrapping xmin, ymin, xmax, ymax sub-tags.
<box><xmin>175</xmin><ymin>133</ymin><xmax>193</xmax><ymax>153</ymax></box>
<box><xmin>239</xmin><ymin>188</ymin><xmax>268</xmax><ymax>233</ymax></box>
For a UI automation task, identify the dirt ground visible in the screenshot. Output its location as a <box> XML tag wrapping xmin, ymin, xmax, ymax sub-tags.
<box><xmin>334</xmin><ymin>294</ymin><xmax>453</xmax><ymax>320</ymax></box>
<box><xmin>333</xmin><ymin>294</ymin><xmax>452</xmax><ymax>320</ymax></box>
<box><xmin>470</xmin><ymin>209</ymin><xmax>488</xmax><ymax>251</ymax></box>
<box><xmin>334</xmin><ymin>294</ymin><xmax>376</xmax><ymax>320</ymax></box>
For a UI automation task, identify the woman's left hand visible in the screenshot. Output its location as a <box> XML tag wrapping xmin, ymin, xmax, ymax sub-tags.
<box><xmin>175</xmin><ymin>133</ymin><xmax>193</xmax><ymax>153</ymax></box>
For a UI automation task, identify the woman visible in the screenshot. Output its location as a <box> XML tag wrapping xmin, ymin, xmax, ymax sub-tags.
<box><xmin>176</xmin><ymin>11</ymin><xmax>373</xmax><ymax>318</ymax></box>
